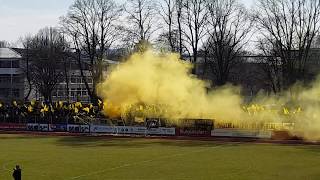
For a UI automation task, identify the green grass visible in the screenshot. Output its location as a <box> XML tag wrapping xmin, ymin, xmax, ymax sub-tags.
<box><xmin>1</xmin><ymin>134</ymin><xmax>320</xmax><ymax>180</ymax></box>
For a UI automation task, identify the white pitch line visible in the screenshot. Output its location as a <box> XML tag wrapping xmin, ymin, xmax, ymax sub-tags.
<box><xmin>70</xmin><ymin>145</ymin><xmax>221</xmax><ymax>179</ymax></box>
<box><xmin>1</xmin><ymin>161</ymin><xmax>10</xmax><ymax>172</ymax></box>
<box><xmin>1</xmin><ymin>160</ymin><xmax>18</xmax><ymax>172</ymax></box>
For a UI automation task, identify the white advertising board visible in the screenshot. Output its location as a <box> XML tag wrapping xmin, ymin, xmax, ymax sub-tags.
<box><xmin>27</xmin><ymin>123</ymin><xmax>38</xmax><ymax>130</ymax></box>
<box><xmin>147</xmin><ymin>128</ymin><xmax>176</xmax><ymax>135</ymax></box>
<box><xmin>67</xmin><ymin>124</ymin><xmax>90</xmax><ymax>133</ymax></box>
<box><xmin>26</xmin><ymin>123</ymin><xmax>175</xmax><ymax>135</ymax></box>
<box><xmin>90</xmin><ymin>125</ymin><xmax>175</xmax><ymax>135</ymax></box>
<box><xmin>90</xmin><ymin>125</ymin><xmax>115</xmax><ymax>133</ymax></box>
<box><xmin>27</xmin><ymin>123</ymin><xmax>49</xmax><ymax>131</ymax></box>
<box><xmin>39</xmin><ymin>124</ymin><xmax>49</xmax><ymax>131</ymax></box>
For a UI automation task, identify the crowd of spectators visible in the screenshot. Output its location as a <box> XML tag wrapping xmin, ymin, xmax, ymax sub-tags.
<box><xmin>0</xmin><ymin>100</ymin><xmax>104</xmax><ymax>124</ymax></box>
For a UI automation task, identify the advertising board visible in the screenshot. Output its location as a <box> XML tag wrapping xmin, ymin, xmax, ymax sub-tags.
<box><xmin>49</xmin><ymin>124</ymin><xmax>67</xmax><ymax>132</ymax></box>
<box><xmin>0</xmin><ymin>123</ymin><xmax>27</xmax><ymax>130</ymax></box>
<box><xmin>27</xmin><ymin>123</ymin><xmax>49</xmax><ymax>131</ymax></box>
<box><xmin>211</xmin><ymin>129</ymin><xmax>272</xmax><ymax>139</ymax></box>
<box><xmin>67</xmin><ymin>124</ymin><xmax>90</xmax><ymax>133</ymax></box>
<box><xmin>178</xmin><ymin>128</ymin><xmax>211</xmax><ymax>136</ymax></box>
<box><xmin>90</xmin><ymin>125</ymin><xmax>176</xmax><ymax>135</ymax></box>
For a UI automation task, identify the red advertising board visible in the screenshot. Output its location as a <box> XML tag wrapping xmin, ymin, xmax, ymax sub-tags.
<box><xmin>0</xmin><ymin>123</ymin><xmax>27</xmax><ymax>130</ymax></box>
<box><xmin>177</xmin><ymin>128</ymin><xmax>211</xmax><ymax>137</ymax></box>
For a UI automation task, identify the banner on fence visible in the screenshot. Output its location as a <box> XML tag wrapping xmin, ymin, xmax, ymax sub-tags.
<box><xmin>67</xmin><ymin>124</ymin><xmax>90</xmax><ymax>133</ymax></box>
<box><xmin>0</xmin><ymin>123</ymin><xmax>27</xmax><ymax>130</ymax></box>
<box><xmin>27</xmin><ymin>123</ymin><xmax>89</xmax><ymax>133</ymax></box>
<box><xmin>27</xmin><ymin>123</ymin><xmax>49</xmax><ymax>131</ymax></box>
<box><xmin>90</xmin><ymin>125</ymin><xmax>115</xmax><ymax>133</ymax></box>
<box><xmin>90</xmin><ymin>125</ymin><xmax>175</xmax><ymax>135</ymax></box>
<box><xmin>49</xmin><ymin>124</ymin><xmax>67</xmax><ymax>132</ymax></box>
<box><xmin>24</xmin><ymin>124</ymin><xmax>175</xmax><ymax>135</ymax></box>
<box><xmin>211</xmin><ymin>129</ymin><xmax>272</xmax><ymax>139</ymax></box>
<box><xmin>178</xmin><ymin>128</ymin><xmax>211</xmax><ymax>137</ymax></box>
<box><xmin>147</xmin><ymin>127</ymin><xmax>176</xmax><ymax>135</ymax></box>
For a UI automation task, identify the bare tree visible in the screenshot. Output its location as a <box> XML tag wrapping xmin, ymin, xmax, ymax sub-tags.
<box><xmin>254</xmin><ymin>0</ymin><xmax>320</xmax><ymax>89</ymax></box>
<box><xmin>176</xmin><ymin>0</ymin><xmax>184</xmax><ymax>56</ymax></box>
<box><xmin>61</xmin><ymin>0</ymin><xmax>122</xmax><ymax>103</ymax></box>
<box><xmin>159</xmin><ymin>0</ymin><xmax>176</xmax><ymax>52</ymax></box>
<box><xmin>0</xmin><ymin>40</ymin><xmax>10</xmax><ymax>48</ymax></box>
<box><xmin>124</xmin><ymin>0</ymin><xmax>158</xmax><ymax>46</ymax></box>
<box><xmin>59</xmin><ymin>32</ymin><xmax>72</xmax><ymax>102</ymax></box>
<box><xmin>182</xmin><ymin>0</ymin><xmax>208</xmax><ymax>66</ymax></box>
<box><xmin>21</xmin><ymin>36</ymin><xmax>33</xmax><ymax>101</ymax></box>
<box><xmin>256</xmin><ymin>38</ymin><xmax>282</xmax><ymax>93</ymax></box>
<box><xmin>157</xmin><ymin>0</ymin><xmax>190</xmax><ymax>56</ymax></box>
<box><xmin>204</xmin><ymin>0</ymin><xmax>252</xmax><ymax>86</ymax></box>
<box><xmin>312</xmin><ymin>34</ymin><xmax>320</xmax><ymax>48</ymax></box>
<box><xmin>156</xmin><ymin>29</ymin><xmax>180</xmax><ymax>52</ymax></box>
<box><xmin>25</xmin><ymin>27</ymin><xmax>68</xmax><ymax>103</ymax></box>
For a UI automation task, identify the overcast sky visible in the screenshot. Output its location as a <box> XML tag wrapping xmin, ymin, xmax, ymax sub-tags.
<box><xmin>0</xmin><ymin>0</ymin><xmax>255</xmax><ymax>45</ymax></box>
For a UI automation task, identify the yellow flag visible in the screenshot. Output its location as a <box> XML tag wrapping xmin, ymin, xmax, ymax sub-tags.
<box><xmin>75</xmin><ymin>102</ymin><xmax>82</xmax><ymax>108</ymax></box>
<box><xmin>41</xmin><ymin>105</ymin><xmax>49</xmax><ymax>113</ymax></box>
<box><xmin>28</xmin><ymin>105</ymin><xmax>33</xmax><ymax>113</ymax></box>
<box><xmin>83</xmin><ymin>107</ymin><xmax>90</xmax><ymax>113</ymax></box>
<box><xmin>283</xmin><ymin>107</ymin><xmax>290</xmax><ymax>115</ymax></box>
<box><xmin>69</xmin><ymin>104</ymin><xmax>73</xmax><ymax>110</ymax></box>
<box><xmin>45</xmin><ymin>105</ymin><xmax>49</xmax><ymax>112</ymax></box>
<box><xmin>50</xmin><ymin>105</ymin><xmax>54</xmax><ymax>113</ymax></box>
<box><xmin>98</xmin><ymin>99</ymin><xmax>102</xmax><ymax>106</ymax></box>
<box><xmin>297</xmin><ymin>107</ymin><xmax>302</xmax><ymax>113</ymax></box>
<box><xmin>31</xmin><ymin>99</ymin><xmax>36</xmax><ymax>106</ymax></box>
<box><xmin>59</xmin><ymin>101</ymin><xmax>64</xmax><ymax>108</ymax></box>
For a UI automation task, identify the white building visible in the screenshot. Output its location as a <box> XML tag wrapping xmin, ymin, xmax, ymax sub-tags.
<box><xmin>2</xmin><ymin>48</ymin><xmax>120</xmax><ymax>103</ymax></box>
<box><xmin>0</xmin><ymin>48</ymin><xmax>24</xmax><ymax>102</ymax></box>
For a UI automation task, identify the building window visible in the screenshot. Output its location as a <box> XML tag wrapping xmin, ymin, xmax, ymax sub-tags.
<box><xmin>82</xmin><ymin>90</ymin><xmax>88</xmax><ymax>96</ymax></box>
<box><xmin>12</xmin><ymin>61</ymin><xmax>19</xmax><ymax>68</ymax></box>
<box><xmin>77</xmin><ymin>88</ymin><xmax>82</xmax><ymax>96</ymax></box>
<box><xmin>52</xmin><ymin>90</ymin><xmax>58</xmax><ymax>97</ymax></box>
<box><xmin>12</xmin><ymin>75</ymin><xmax>22</xmax><ymax>83</ymax></box>
<box><xmin>12</xmin><ymin>89</ymin><xmax>20</xmax><ymax>98</ymax></box>
<box><xmin>0</xmin><ymin>88</ymin><xmax>10</xmax><ymax>97</ymax></box>
<box><xmin>0</xmin><ymin>75</ymin><xmax>11</xmax><ymax>83</ymax></box>
<box><xmin>0</xmin><ymin>61</ymin><xmax>11</xmax><ymax>68</ymax></box>
<box><xmin>70</xmin><ymin>88</ymin><xmax>76</xmax><ymax>97</ymax></box>
<box><xmin>0</xmin><ymin>60</ymin><xmax>19</xmax><ymax>68</ymax></box>
<box><xmin>70</xmin><ymin>76</ymin><xmax>77</xmax><ymax>84</ymax></box>
<box><xmin>70</xmin><ymin>76</ymin><xmax>84</xmax><ymax>84</ymax></box>
<box><xmin>87</xmin><ymin>77</ymin><xmax>93</xmax><ymax>84</ymax></box>
<box><xmin>57</xmin><ymin>89</ymin><xmax>65</xmax><ymax>97</ymax></box>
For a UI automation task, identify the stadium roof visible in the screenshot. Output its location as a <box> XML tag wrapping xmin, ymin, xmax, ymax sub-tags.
<box><xmin>0</xmin><ymin>48</ymin><xmax>22</xmax><ymax>59</ymax></box>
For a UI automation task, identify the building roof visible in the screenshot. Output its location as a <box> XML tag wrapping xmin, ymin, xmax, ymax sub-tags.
<box><xmin>11</xmin><ymin>48</ymin><xmax>120</xmax><ymax>66</ymax></box>
<box><xmin>0</xmin><ymin>48</ymin><xmax>22</xmax><ymax>59</ymax></box>
<box><xmin>102</xmin><ymin>59</ymin><xmax>119</xmax><ymax>64</ymax></box>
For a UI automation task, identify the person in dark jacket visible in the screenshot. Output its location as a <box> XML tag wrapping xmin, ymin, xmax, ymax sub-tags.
<box><xmin>12</xmin><ymin>165</ymin><xmax>21</xmax><ymax>180</ymax></box>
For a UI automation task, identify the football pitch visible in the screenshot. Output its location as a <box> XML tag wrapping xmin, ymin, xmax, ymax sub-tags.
<box><xmin>1</xmin><ymin>134</ymin><xmax>320</xmax><ymax>180</ymax></box>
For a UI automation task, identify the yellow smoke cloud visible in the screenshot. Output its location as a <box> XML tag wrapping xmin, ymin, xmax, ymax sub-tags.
<box><xmin>97</xmin><ymin>50</ymin><xmax>320</xmax><ymax>140</ymax></box>
<box><xmin>97</xmin><ymin>51</ymin><xmax>245</xmax><ymax>121</ymax></box>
